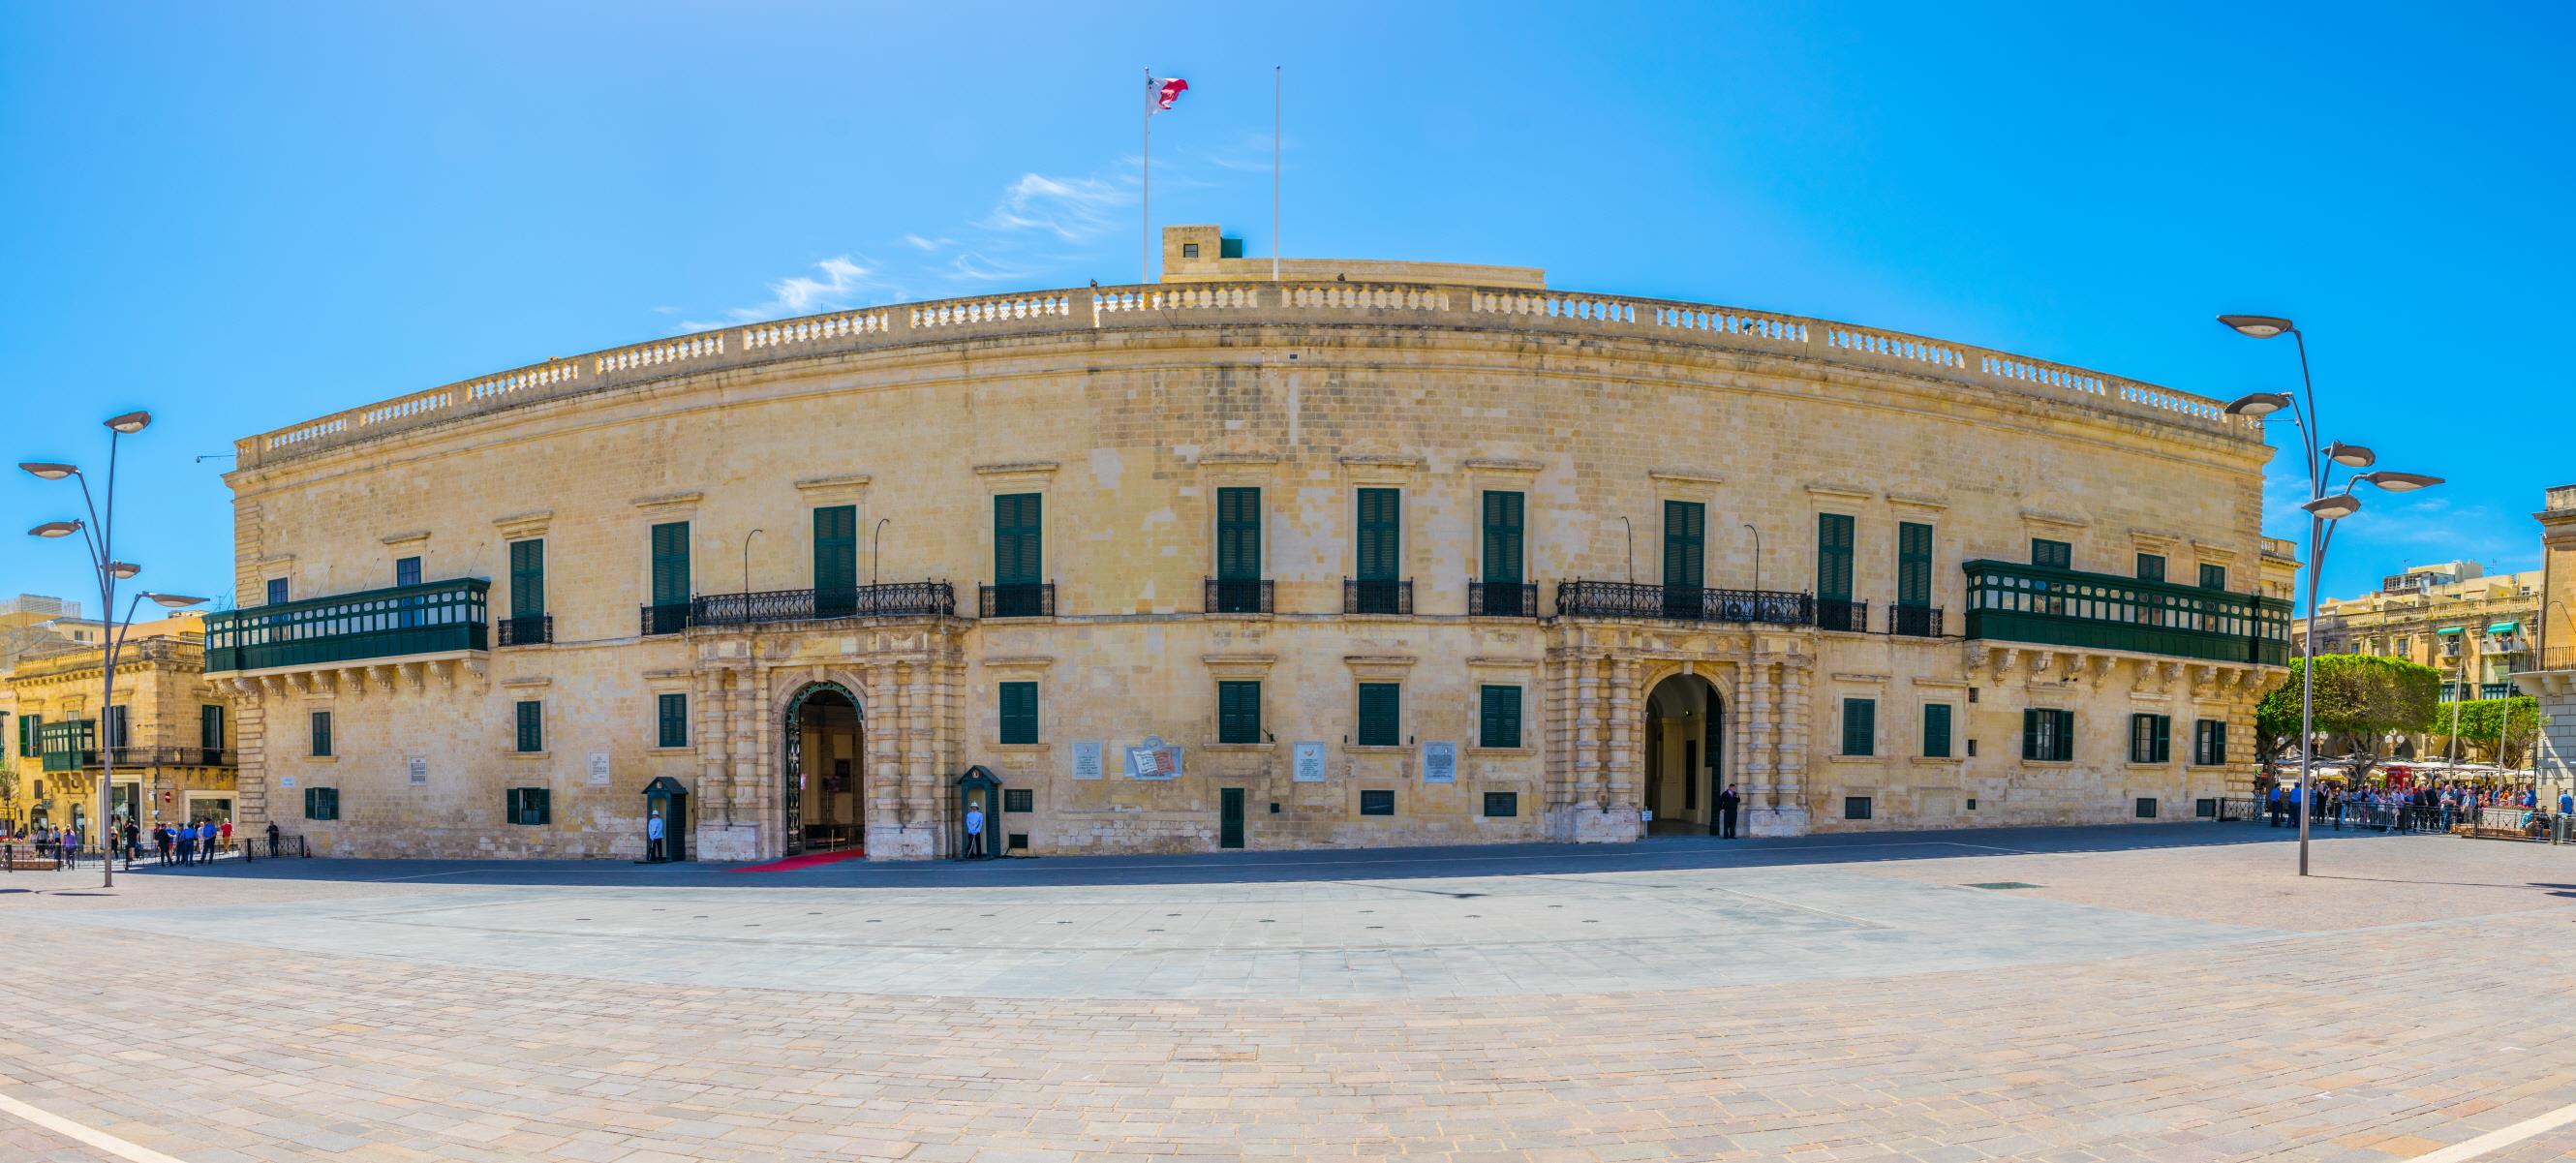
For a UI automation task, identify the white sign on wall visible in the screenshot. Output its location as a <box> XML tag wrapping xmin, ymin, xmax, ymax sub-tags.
<box><xmin>1126</xmin><ymin>735</ymin><xmax>1183</xmax><ymax>780</ymax></box>
<box><xmin>407</xmin><ymin>756</ymin><xmax>428</xmax><ymax>786</ymax></box>
<box><xmin>1070</xmin><ymin>740</ymin><xmax>1104</xmax><ymax>780</ymax></box>
<box><xmin>1292</xmin><ymin>741</ymin><xmax>1328</xmax><ymax>782</ymax></box>
<box><xmin>279</xmin><ymin>776</ymin><xmax>297</xmax><ymax>790</ymax></box>
<box><xmin>1422</xmin><ymin>741</ymin><xmax>1458</xmax><ymax>783</ymax></box>
<box><xmin>587</xmin><ymin>751</ymin><xmax>612</xmax><ymax>786</ymax></box>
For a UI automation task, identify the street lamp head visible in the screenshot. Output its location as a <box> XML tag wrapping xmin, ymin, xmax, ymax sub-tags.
<box><xmin>2324</xmin><ymin>441</ymin><xmax>2377</xmax><ymax>469</ymax></box>
<box><xmin>144</xmin><ymin>593</ymin><xmax>208</xmax><ymax>609</ymax></box>
<box><xmin>2218</xmin><ymin>314</ymin><xmax>2296</xmax><ymax>339</ymax></box>
<box><xmin>2223</xmin><ymin>391</ymin><xmax>2292</xmax><ymax>417</ymax></box>
<box><xmin>17</xmin><ymin>461</ymin><xmax>79</xmax><ymax>480</ymax></box>
<box><xmin>104</xmin><ymin>411</ymin><xmax>152</xmax><ymax>434</ymax></box>
<box><xmin>2361</xmin><ymin>471</ymin><xmax>2443</xmax><ymax>493</ymax></box>
<box><xmin>29</xmin><ymin>520</ymin><xmax>82</xmax><ymax>538</ymax></box>
<box><xmin>105</xmin><ymin>561</ymin><xmax>141</xmax><ymax>580</ymax></box>
<box><xmin>2302</xmin><ymin>494</ymin><xmax>2364</xmax><ymax>520</ymax></box>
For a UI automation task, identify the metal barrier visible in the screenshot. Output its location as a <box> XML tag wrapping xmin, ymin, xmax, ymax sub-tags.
<box><xmin>242</xmin><ymin>834</ymin><xmax>311</xmax><ymax>860</ymax></box>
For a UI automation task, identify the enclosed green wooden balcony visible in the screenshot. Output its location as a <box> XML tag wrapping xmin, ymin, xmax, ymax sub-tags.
<box><xmin>204</xmin><ymin>578</ymin><xmax>488</xmax><ymax>674</ymax></box>
<box><xmin>1963</xmin><ymin>561</ymin><xmax>2289</xmax><ymax>666</ymax></box>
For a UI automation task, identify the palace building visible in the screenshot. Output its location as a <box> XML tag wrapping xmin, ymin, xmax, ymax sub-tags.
<box><xmin>210</xmin><ymin>226</ymin><xmax>2295</xmax><ymax>860</ymax></box>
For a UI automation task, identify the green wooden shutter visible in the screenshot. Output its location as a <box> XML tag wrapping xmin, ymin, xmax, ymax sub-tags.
<box><xmin>1841</xmin><ymin>697</ymin><xmax>1875</xmax><ymax>756</ymax></box>
<box><xmin>650</xmin><ymin>522</ymin><xmax>691</xmax><ymax>606</ymax></box>
<box><xmin>1818</xmin><ymin>513</ymin><xmax>1855</xmax><ymax>601</ymax></box>
<box><xmin>2135</xmin><ymin>553</ymin><xmax>2165</xmax><ymax>582</ymax></box>
<box><xmin>813</xmin><ymin>505</ymin><xmax>857</xmax><ymax>593</ymax></box>
<box><xmin>2200</xmin><ymin>564</ymin><xmax>2227</xmax><ymax>590</ymax></box>
<box><xmin>310</xmin><ymin>711</ymin><xmax>332</xmax><ymax>757</ymax></box>
<box><xmin>2153</xmin><ymin>715</ymin><xmax>2171</xmax><ymax>763</ymax></box>
<box><xmin>2211</xmin><ymin>720</ymin><xmax>2227</xmax><ymax>764</ymax></box>
<box><xmin>2031</xmin><ymin>538</ymin><xmax>2071</xmax><ymax>569</ymax></box>
<box><xmin>106</xmin><ymin>705</ymin><xmax>128</xmax><ymax>750</ymax></box>
<box><xmin>1480</xmin><ymin>686</ymin><xmax>1522</xmax><ymax>749</ymax></box>
<box><xmin>1662</xmin><ymin>501</ymin><xmax>1704</xmax><ymax>590</ymax></box>
<box><xmin>994</xmin><ymin>494</ymin><xmax>1042</xmax><ymax>585</ymax></box>
<box><xmin>1482</xmin><ymin>491</ymin><xmax>1524</xmax><ymax>584</ymax></box>
<box><xmin>2053</xmin><ymin>710</ymin><xmax>2075</xmax><ymax>762</ymax></box>
<box><xmin>1218</xmin><ymin>681</ymin><xmax>1261</xmax><ymax>744</ymax></box>
<box><xmin>658</xmin><ymin>693</ymin><xmax>688</xmax><ymax>748</ymax></box>
<box><xmin>1216</xmin><ymin>487</ymin><xmax>1261</xmax><ymax>580</ymax></box>
<box><xmin>1355</xmin><ymin>488</ymin><xmax>1400</xmax><ymax>582</ymax></box>
<box><xmin>509</xmin><ymin>538</ymin><xmax>546</xmax><ymax>618</ymax></box>
<box><xmin>20</xmin><ymin>714</ymin><xmax>38</xmax><ymax>758</ymax></box>
<box><xmin>1357</xmin><ymin>683</ymin><xmax>1400</xmax><ymax>747</ymax></box>
<box><xmin>515</xmin><ymin>700</ymin><xmax>543</xmax><ymax>753</ymax></box>
<box><xmin>1896</xmin><ymin>521</ymin><xmax>1932</xmax><ymax>607</ymax></box>
<box><xmin>2022</xmin><ymin>709</ymin><xmax>2041</xmax><ymax>760</ymax></box>
<box><xmin>998</xmin><ymin>682</ymin><xmax>1039</xmax><ymax>745</ymax></box>
<box><xmin>1923</xmin><ymin>703</ymin><xmax>1951</xmax><ymax>758</ymax></box>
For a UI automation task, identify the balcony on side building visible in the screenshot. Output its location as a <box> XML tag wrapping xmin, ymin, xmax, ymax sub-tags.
<box><xmin>1554</xmin><ymin>581</ymin><xmax>1815</xmax><ymax>626</ymax></box>
<box><xmin>1962</xmin><ymin>560</ymin><xmax>2290</xmax><ymax>666</ymax></box>
<box><xmin>77</xmin><ymin>746</ymin><xmax>235</xmax><ymax>769</ymax></box>
<box><xmin>204</xmin><ymin>578</ymin><xmax>488</xmax><ymax>674</ymax></box>
<box><xmin>641</xmin><ymin>582</ymin><xmax>961</xmax><ymax>633</ymax></box>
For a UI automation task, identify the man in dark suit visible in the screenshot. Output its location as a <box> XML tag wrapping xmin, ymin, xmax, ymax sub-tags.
<box><xmin>1716</xmin><ymin>783</ymin><xmax>1741</xmax><ymax>839</ymax></box>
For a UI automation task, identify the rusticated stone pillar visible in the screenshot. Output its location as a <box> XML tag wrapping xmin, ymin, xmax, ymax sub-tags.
<box><xmin>1606</xmin><ymin>657</ymin><xmax>1639</xmax><ymax>824</ymax></box>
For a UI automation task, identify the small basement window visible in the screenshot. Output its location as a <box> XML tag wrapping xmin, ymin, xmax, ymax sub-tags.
<box><xmin>1483</xmin><ymin>791</ymin><xmax>1518</xmax><ymax>818</ymax></box>
<box><xmin>1003</xmin><ymin>788</ymin><xmax>1034</xmax><ymax>813</ymax></box>
<box><xmin>1845</xmin><ymin>796</ymin><xmax>1873</xmax><ymax>820</ymax></box>
<box><xmin>1360</xmin><ymin>789</ymin><xmax>1395</xmax><ymax>816</ymax></box>
<box><xmin>2135</xmin><ymin>797</ymin><xmax>2159</xmax><ymax>819</ymax></box>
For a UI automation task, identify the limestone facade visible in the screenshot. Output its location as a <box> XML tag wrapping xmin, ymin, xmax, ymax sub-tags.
<box><xmin>0</xmin><ymin>621</ymin><xmax>239</xmax><ymax>835</ymax></box>
<box><xmin>2297</xmin><ymin>560</ymin><xmax>2539</xmax><ymax>700</ymax></box>
<box><xmin>214</xmin><ymin>228</ymin><xmax>2291</xmax><ymax>860</ymax></box>
<box><xmin>2515</xmin><ymin>485</ymin><xmax>2576</xmax><ymax>786</ymax></box>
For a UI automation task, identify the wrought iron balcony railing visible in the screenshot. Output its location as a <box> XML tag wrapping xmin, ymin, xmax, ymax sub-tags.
<box><xmin>638</xmin><ymin>583</ymin><xmax>959</xmax><ymax>634</ymax></box>
<box><xmin>497</xmin><ymin>615</ymin><xmax>553</xmax><ymax>646</ymax></box>
<box><xmin>1468</xmin><ymin>580</ymin><xmax>1539</xmax><ymax>618</ymax></box>
<box><xmin>1344</xmin><ymin>578</ymin><xmax>1412</xmax><ymax>616</ymax></box>
<box><xmin>204</xmin><ymin>578</ymin><xmax>488</xmax><ymax>674</ymax></box>
<box><xmin>1207</xmin><ymin>577</ymin><xmax>1273</xmax><ymax>615</ymax></box>
<box><xmin>1962</xmin><ymin>560</ymin><xmax>2291</xmax><ymax>666</ymax></box>
<box><xmin>978</xmin><ymin>582</ymin><xmax>1055</xmax><ymax>619</ymax></box>
<box><xmin>1887</xmin><ymin>604</ymin><xmax>1945</xmax><ymax>638</ymax></box>
<box><xmin>1555</xmin><ymin>581</ymin><xmax>1814</xmax><ymax>626</ymax></box>
<box><xmin>74</xmin><ymin>746</ymin><xmax>233</xmax><ymax>769</ymax></box>
<box><xmin>1815</xmin><ymin>598</ymin><xmax>1869</xmax><ymax>633</ymax></box>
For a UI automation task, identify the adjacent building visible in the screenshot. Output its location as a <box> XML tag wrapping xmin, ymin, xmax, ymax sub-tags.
<box><xmin>209</xmin><ymin>226</ymin><xmax>2294</xmax><ymax>860</ymax></box>
<box><xmin>0</xmin><ymin>615</ymin><xmax>238</xmax><ymax>834</ymax></box>
<box><xmin>2297</xmin><ymin>561</ymin><xmax>2540</xmax><ymax>701</ymax></box>
<box><xmin>2515</xmin><ymin>485</ymin><xmax>2576</xmax><ymax>784</ymax></box>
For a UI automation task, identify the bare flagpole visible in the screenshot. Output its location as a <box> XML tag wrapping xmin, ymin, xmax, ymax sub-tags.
<box><xmin>1273</xmin><ymin>65</ymin><xmax>1281</xmax><ymax>282</ymax></box>
<box><xmin>1142</xmin><ymin>66</ymin><xmax>1151</xmax><ymax>284</ymax></box>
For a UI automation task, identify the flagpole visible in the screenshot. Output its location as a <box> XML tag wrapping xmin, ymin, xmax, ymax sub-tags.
<box><xmin>1273</xmin><ymin>65</ymin><xmax>1281</xmax><ymax>282</ymax></box>
<box><xmin>1142</xmin><ymin>66</ymin><xmax>1151</xmax><ymax>285</ymax></box>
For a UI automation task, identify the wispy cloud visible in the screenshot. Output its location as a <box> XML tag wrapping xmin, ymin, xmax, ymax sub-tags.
<box><xmin>680</xmin><ymin>256</ymin><xmax>885</xmax><ymax>331</ymax></box>
<box><xmin>979</xmin><ymin>172</ymin><xmax>1132</xmax><ymax>241</ymax></box>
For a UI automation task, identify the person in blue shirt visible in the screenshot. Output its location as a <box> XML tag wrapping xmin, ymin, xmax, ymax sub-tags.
<box><xmin>2267</xmin><ymin>783</ymin><xmax>2284</xmax><ymax>828</ymax></box>
<box><xmin>2559</xmin><ymin>789</ymin><xmax>2573</xmax><ymax>815</ymax></box>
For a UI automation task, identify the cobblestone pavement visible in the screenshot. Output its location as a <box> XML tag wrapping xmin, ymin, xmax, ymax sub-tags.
<box><xmin>6</xmin><ymin>824</ymin><xmax>2576</xmax><ymax>1161</ymax></box>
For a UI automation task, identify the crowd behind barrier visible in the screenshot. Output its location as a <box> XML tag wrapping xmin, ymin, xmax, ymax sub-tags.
<box><xmin>0</xmin><ymin>817</ymin><xmax>309</xmax><ymax>871</ymax></box>
<box><xmin>2236</xmin><ymin>779</ymin><xmax>2576</xmax><ymax>843</ymax></box>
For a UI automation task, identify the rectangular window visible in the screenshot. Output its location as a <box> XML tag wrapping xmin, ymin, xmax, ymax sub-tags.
<box><xmin>304</xmin><ymin>786</ymin><xmax>338</xmax><ymax>821</ymax></box>
<box><xmin>17</xmin><ymin>714</ymin><xmax>39</xmax><ymax>758</ymax></box>
<box><xmin>1840</xmin><ymin>697</ymin><xmax>1875</xmax><ymax>756</ymax></box>
<box><xmin>658</xmin><ymin>692</ymin><xmax>689</xmax><ymax>748</ymax></box>
<box><xmin>1357</xmin><ymin>683</ymin><xmax>1401</xmax><ymax>747</ymax></box>
<box><xmin>1360</xmin><ymin>789</ymin><xmax>1395</xmax><ymax>815</ymax></box>
<box><xmin>1003</xmin><ymin>787</ymin><xmax>1034</xmax><ymax>812</ymax></box>
<box><xmin>515</xmin><ymin>700</ymin><xmax>543</xmax><ymax>753</ymax></box>
<box><xmin>2135</xmin><ymin>797</ymin><xmax>2159</xmax><ymax>819</ymax></box>
<box><xmin>1483</xmin><ymin>791</ymin><xmax>1518</xmax><ymax>818</ymax></box>
<box><xmin>813</xmin><ymin>504</ymin><xmax>858</xmax><ymax>598</ymax></box>
<box><xmin>1217</xmin><ymin>680</ymin><xmax>1262</xmax><ymax>745</ymax></box>
<box><xmin>1354</xmin><ymin>487</ymin><xmax>1400</xmax><ymax>582</ymax></box>
<box><xmin>1896</xmin><ymin>521</ymin><xmax>1932</xmax><ymax>608</ymax></box>
<box><xmin>1479</xmin><ymin>685</ymin><xmax>1523</xmax><ymax>750</ymax></box>
<box><xmin>508</xmin><ymin>538</ymin><xmax>546</xmax><ymax>617</ymax></box>
<box><xmin>2134</xmin><ymin>553</ymin><xmax>2164</xmax><ymax>582</ymax></box>
<box><xmin>650</xmin><ymin>521</ymin><xmax>691</xmax><ymax>607</ymax></box>
<box><xmin>998</xmin><ymin>681</ymin><xmax>1039</xmax><ymax>745</ymax></box>
<box><xmin>105</xmin><ymin>704</ymin><xmax>129</xmax><ymax>750</ymax></box>
<box><xmin>1662</xmin><ymin>501</ymin><xmax>1705</xmax><ymax>591</ymax></box>
<box><xmin>1845</xmin><ymin>795</ymin><xmax>1874</xmax><ymax>820</ymax></box>
<box><xmin>200</xmin><ymin>704</ymin><xmax>224</xmax><ymax>752</ymax></box>
<box><xmin>2031</xmin><ymin>538</ymin><xmax>2072</xmax><ymax>569</ymax></box>
<box><xmin>2022</xmin><ymin>708</ymin><xmax>2074</xmax><ymax>762</ymax></box>
<box><xmin>2129</xmin><ymin>713</ymin><xmax>2172</xmax><ymax>763</ymax></box>
<box><xmin>1481</xmin><ymin>490</ymin><xmax>1524</xmax><ymax>583</ymax></box>
<box><xmin>1817</xmin><ymin>512</ymin><xmax>1855</xmax><ymax>601</ymax></box>
<box><xmin>2199</xmin><ymin>564</ymin><xmax>2227</xmax><ymax>590</ymax></box>
<box><xmin>994</xmin><ymin>493</ymin><xmax>1043</xmax><ymax>585</ymax></box>
<box><xmin>2193</xmin><ymin>719</ymin><xmax>2229</xmax><ymax>766</ymax></box>
<box><xmin>1215</xmin><ymin>487</ymin><xmax>1261</xmax><ymax>580</ymax></box>
<box><xmin>266</xmin><ymin>577</ymin><xmax>289</xmax><ymax>605</ymax></box>
<box><xmin>506</xmin><ymin>787</ymin><xmax>550</xmax><ymax>826</ymax></box>
<box><xmin>1922</xmin><ymin>703</ymin><xmax>1952</xmax><ymax>758</ymax></box>
<box><xmin>310</xmin><ymin>710</ymin><xmax>333</xmax><ymax>758</ymax></box>
<box><xmin>395</xmin><ymin>556</ymin><xmax>421</xmax><ymax>588</ymax></box>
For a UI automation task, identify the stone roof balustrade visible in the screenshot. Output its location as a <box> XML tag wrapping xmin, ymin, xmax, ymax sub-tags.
<box><xmin>233</xmin><ymin>280</ymin><xmax>2261</xmax><ymax>469</ymax></box>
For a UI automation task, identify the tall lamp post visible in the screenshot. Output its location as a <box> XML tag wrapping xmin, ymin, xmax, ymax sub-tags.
<box><xmin>2217</xmin><ymin>315</ymin><xmax>2443</xmax><ymax>877</ymax></box>
<box><xmin>21</xmin><ymin>410</ymin><xmax>211</xmax><ymax>886</ymax></box>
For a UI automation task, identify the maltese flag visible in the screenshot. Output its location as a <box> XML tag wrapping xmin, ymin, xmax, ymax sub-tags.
<box><xmin>1150</xmin><ymin>76</ymin><xmax>1188</xmax><ymax>112</ymax></box>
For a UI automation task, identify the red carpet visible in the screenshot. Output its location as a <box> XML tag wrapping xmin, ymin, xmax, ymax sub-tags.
<box><xmin>724</xmin><ymin>848</ymin><xmax>867</xmax><ymax>873</ymax></box>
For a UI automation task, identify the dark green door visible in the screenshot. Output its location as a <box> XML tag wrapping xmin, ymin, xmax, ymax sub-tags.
<box><xmin>649</xmin><ymin>521</ymin><xmax>690</xmax><ymax>632</ymax></box>
<box><xmin>1219</xmin><ymin>787</ymin><xmax>1245</xmax><ymax>849</ymax></box>
<box><xmin>993</xmin><ymin>493</ymin><xmax>1043</xmax><ymax>616</ymax></box>
<box><xmin>1214</xmin><ymin>486</ymin><xmax>1262</xmax><ymax>612</ymax></box>
<box><xmin>813</xmin><ymin>505</ymin><xmax>858</xmax><ymax>617</ymax></box>
<box><xmin>1663</xmin><ymin>501</ymin><xmax>1704</xmax><ymax>618</ymax></box>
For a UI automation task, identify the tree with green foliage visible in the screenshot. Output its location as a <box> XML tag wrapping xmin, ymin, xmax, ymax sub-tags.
<box><xmin>2427</xmin><ymin>695</ymin><xmax>2542</xmax><ymax>767</ymax></box>
<box><xmin>2254</xmin><ymin>654</ymin><xmax>2442</xmax><ymax>782</ymax></box>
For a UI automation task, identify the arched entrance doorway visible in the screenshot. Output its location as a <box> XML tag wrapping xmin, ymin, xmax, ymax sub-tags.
<box><xmin>782</xmin><ymin>682</ymin><xmax>865</xmax><ymax>855</ymax></box>
<box><xmin>1643</xmin><ymin>673</ymin><xmax>1724</xmax><ymax>836</ymax></box>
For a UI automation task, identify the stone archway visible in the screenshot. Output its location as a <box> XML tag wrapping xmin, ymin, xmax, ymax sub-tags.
<box><xmin>782</xmin><ymin>681</ymin><xmax>864</xmax><ymax>856</ymax></box>
<box><xmin>1642</xmin><ymin>673</ymin><xmax>1724</xmax><ymax>836</ymax></box>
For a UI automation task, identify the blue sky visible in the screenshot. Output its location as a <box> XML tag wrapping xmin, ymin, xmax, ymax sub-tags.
<box><xmin>3</xmin><ymin>3</ymin><xmax>2568</xmax><ymax>614</ymax></box>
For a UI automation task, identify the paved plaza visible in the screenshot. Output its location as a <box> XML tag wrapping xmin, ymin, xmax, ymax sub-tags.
<box><xmin>7</xmin><ymin>825</ymin><xmax>2576</xmax><ymax>1161</ymax></box>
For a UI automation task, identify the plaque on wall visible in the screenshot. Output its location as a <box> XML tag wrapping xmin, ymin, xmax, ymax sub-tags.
<box><xmin>1126</xmin><ymin>735</ymin><xmax>1183</xmax><ymax>780</ymax></box>
<box><xmin>588</xmin><ymin>751</ymin><xmax>612</xmax><ymax>786</ymax></box>
<box><xmin>1071</xmin><ymin>740</ymin><xmax>1104</xmax><ymax>780</ymax></box>
<box><xmin>1292</xmin><ymin>741</ymin><xmax>1327</xmax><ymax>782</ymax></box>
<box><xmin>407</xmin><ymin>756</ymin><xmax>427</xmax><ymax>786</ymax></box>
<box><xmin>1422</xmin><ymin>741</ymin><xmax>1458</xmax><ymax>783</ymax></box>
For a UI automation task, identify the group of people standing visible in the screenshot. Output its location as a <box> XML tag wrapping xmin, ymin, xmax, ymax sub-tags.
<box><xmin>2</xmin><ymin>816</ymin><xmax>237</xmax><ymax>869</ymax></box>
<box><xmin>2260</xmin><ymin>779</ymin><xmax>2575</xmax><ymax>835</ymax></box>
